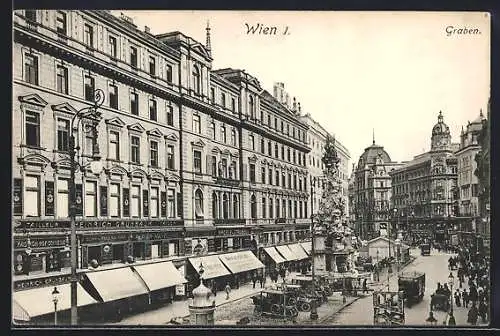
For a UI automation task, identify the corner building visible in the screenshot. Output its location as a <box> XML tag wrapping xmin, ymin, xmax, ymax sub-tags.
<box><xmin>389</xmin><ymin>112</ymin><xmax>459</xmax><ymax>244</ymax></box>
<box><xmin>12</xmin><ymin>10</ymin><xmax>312</xmax><ymax>303</ymax></box>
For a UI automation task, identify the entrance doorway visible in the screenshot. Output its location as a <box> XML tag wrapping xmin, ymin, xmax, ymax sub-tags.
<box><xmin>88</xmin><ymin>245</ymin><xmax>101</xmax><ymax>265</ymax></box>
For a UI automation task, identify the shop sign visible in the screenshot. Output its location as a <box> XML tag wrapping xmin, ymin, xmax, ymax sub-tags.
<box><xmin>216</xmin><ymin>228</ymin><xmax>251</xmax><ymax>237</ymax></box>
<box><xmin>175</xmin><ymin>284</ymin><xmax>185</xmax><ymax>296</ymax></box>
<box><xmin>13</xmin><ymin>178</ymin><xmax>23</xmax><ymax>216</ymax></box>
<box><xmin>15</xmin><ymin>219</ymin><xmax>184</xmax><ymax>230</ymax></box>
<box><xmin>44</xmin><ymin>181</ymin><xmax>55</xmax><ymax>216</ymax></box>
<box><xmin>14</xmin><ymin>237</ymin><xmax>67</xmax><ymax>249</ymax></box>
<box><xmin>14</xmin><ymin>273</ymin><xmax>85</xmax><ymax>291</ymax></box>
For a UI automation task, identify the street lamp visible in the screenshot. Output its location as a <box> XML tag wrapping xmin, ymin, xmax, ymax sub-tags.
<box><xmin>395</xmin><ymin>239</ymin><xmax>401</xmax><ymax>275</ymax></box>
<box><xmin>447</xmin><ymin>272</ymin><xmax>456</xmax><ymax>325</ymax></box>
<box><xmin>52</xmin><ymin>286</ymin><xmax>62</xmax><ymax>325</ymax></box>
<box><xmin>68</xmin><ymin>89</ymin><xmax>105</xmax><ymax>325</ymax></box>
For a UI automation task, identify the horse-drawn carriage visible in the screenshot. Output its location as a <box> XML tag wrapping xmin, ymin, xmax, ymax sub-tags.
<box><xmin>430</xmin><ymin>293</ymin><xmax>450</xmax><ymax>311</ymax></box>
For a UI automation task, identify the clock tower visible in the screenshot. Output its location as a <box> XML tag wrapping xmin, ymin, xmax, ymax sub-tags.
<box><xmin>431</xmin><ymin>111</ymin><xmax>452</xmax><ymax>151</ymax></box>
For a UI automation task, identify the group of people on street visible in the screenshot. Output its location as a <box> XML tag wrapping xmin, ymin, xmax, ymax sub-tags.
<box><xmin>430</xmin><ymin>241</ymin><xmax>490</xmax><ymax>326</ymax></box>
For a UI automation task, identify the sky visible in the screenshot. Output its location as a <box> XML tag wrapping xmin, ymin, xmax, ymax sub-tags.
<box><xmin>116</xmin><ymin>11</ymin><xmax>490</xmax><ymax>174</ymax></box>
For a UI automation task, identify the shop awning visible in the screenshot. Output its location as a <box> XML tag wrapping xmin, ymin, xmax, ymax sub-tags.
<box><xmin>13</xmin><ymin>283</ymin><xmax>97</xmax><ymax>321</ymax></box>
<box><xmin>84</xmin><ymin>267</ymin><xmax>148</xmax><ymax>302</ymax></box>
<box><xmin>300</xmin><ymin>242</ymin><xmax>312</xmax><ymax>255</ymax></box>
<box><xmin>218</xmin><ymin>251</ymin><xmax>264</xmax><ymax>274</ymax></box>
<box><xmin>288</xmin><ymin>243</ymin><xmax>309</xmax><ymax>260</ymax></box>
<box><xmin>276</xmin><ymin>245</ymin><xmax>298</xmax><ymax>261</ymax></box>
<box><xmin>264</xmin><ymin>247</ymin><xmax>286</xmax><ymax>264</ymax></box>
<box><xmin>189</xmin><ymin>255</ymin><xmax>231</xmax><ymax>279</ymax></box>
<box><xmin>132</xmin><ymin>261</ymin><xmax>187</xmax><ymax>292</ymax></box>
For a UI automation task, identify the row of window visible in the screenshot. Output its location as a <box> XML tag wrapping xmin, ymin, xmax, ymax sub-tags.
<box><xmin>250</xmin><ymin>196</ymin><xmax>309</xmax><ymax>220</ymax></box>
<box><xmin>24</xmin><ymin>53</ymin><xmax>176</xmax><ymax>126</ymax></box>
<box><xmin>247</xmin><ymin>135</ymin><xmax>306</xmax><ymax>166</ymax></box>
<box><xmin>206</xmin><ymin>120</ymin><xmax>238</xmax><ymax>146</ymax></box>
<box><xmin>25</xmin><ymin>111</ymin><xmax>176</xmax><ymax>169</ymax></box>
<box><xmin>248</xmin><ymin>164</ymin><xmax>307</xmax><ymax>190</ymax></box>
<box><xmin>23</xmin><ymin>10</ymin><xmax>176</xmax><ymax>83</ymax></box>
<box><xmin>22</xmin><ymin>176</ymin><xmax>179</xmax><ymax>218</ymax></box>
<box><xmin>210</xmin><ymin>87</ymin><xmax>237</xmax><ymax>113</ymax></box>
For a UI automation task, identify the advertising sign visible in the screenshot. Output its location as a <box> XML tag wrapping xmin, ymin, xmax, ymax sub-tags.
<box><xmin>192</xmin><ymin>238</ymin><xmax>208</xmax><ymax>255</ymax></box>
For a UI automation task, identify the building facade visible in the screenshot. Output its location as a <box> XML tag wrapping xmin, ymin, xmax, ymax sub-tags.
<box><xmin>455</xmin><ymin>111</ymin><xmax>484</xmax><ymax>234</ymax></box>
<box><xmin>475</xmin><ymin>99</ymin><xmax>490</xmax><ymax>250</ymax></box>
<box><xmin>298</xmin><ymin>112</ymin><xmax>350</xmax><ymax>221</ymax></box>
<box><xmin>12</xmin><ymin>10</ymin><xmax>313</xmax><ymax>292</ymax></box>
<box><xmin>352</xmin><ymin>138</ymin><xmax>402</xmax><ymax>240</ymax></box>
<box><xmin>389</xmin><ymin>112</ymin><xmax>459</xmax><ymax>244</ymax></box>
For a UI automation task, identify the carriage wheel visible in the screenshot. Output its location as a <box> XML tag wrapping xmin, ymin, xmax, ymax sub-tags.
<box><xmin>271</xmin><ymin>304</ymin><xmax>281</xmax><ymax>315</ymax></box>
<box><xmin>288</xmin><ymin>297</ymin><xmax>297</xmax><ymax>306</ymax></box>
<box><xmin>301</xmin><ymin>302</ymin><xmax>311</xmax><ymax>312</ymax></box>
<box><xmin>291</xmin><ymin>307</ymin><xmax>299</xmax><ymax>318</ymax></box>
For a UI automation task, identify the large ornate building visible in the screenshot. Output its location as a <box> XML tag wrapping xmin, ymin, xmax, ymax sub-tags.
<box><xmin>475</xmin><ymin>99</ymin><xmax>490</xmax><ymax>251</ymax></box>
<box><xmin>351</xmin><ymin>136</ymin><xmax>402</xmax><ymax>240</ymax></box>
<box><xmin>12</xmin><ymin>10</ymin><xmax>313</xmax><ymax>298</ymax></box>
<box><xmin>455</xmin><ymin>111</ymin><xmax>485</xmax><ymax>234</ymax></box>
<box><xmin>389</xmin><ymin>112</ymin><xmax>459</xmax><ymax>244</ymax></box>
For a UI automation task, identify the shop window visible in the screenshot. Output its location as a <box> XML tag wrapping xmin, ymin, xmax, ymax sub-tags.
<box><xmin>85</xmin><ymin>181</ymin><xmax>97</xmax><ymax>217</ymax></box>
<box><xmin>56</xmin><ymin>179</ymin><xmax>69</xmax><ymax>218</ymax></box>
<box><xmin>24</xmin><ymin>175</ymin><xmax>40</xmax><ymax>217</ymax></box>
<box><xmin>113</xmin><ymin>244</ymin><xmax>124</xmax><ymax>262</ymax></box>
<box><xmin>133</xmin><ymin>242</ymin><xmax>145</xmax><ymax>260</ymax></box>
<box><xmin>150</xmin><ymin>187</ymin><xmax>159</xmax><ymax>217</ymax></box>
<box><xmin>88</xmin><ymin>246</ymin><xmax>101</xmax><ymax>265</ymax></box>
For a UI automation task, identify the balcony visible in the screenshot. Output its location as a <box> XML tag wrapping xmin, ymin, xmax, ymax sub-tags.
<box><xmin>214</xmin><ymin>176</ymin><xmax>241</xmax><ymax>187</ymax></box>
<box><xmin>213</xmin><ymin>218</ymin><xmax>246</xmax><ymax>226</ymax></box>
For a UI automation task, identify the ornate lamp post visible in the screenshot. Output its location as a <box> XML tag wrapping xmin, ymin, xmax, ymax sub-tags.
<box><xmin>69</xmin><ymin>89</ymin><xmax>105</xmax><ymax>325</ymax></box>
<box><xmin>52</xmin><ymin>286</ymin><xmax>62</xmax><ymax>325</ymax></box>
<box><xmin>447</xmin><ymin>272</ymin><xmax>456</xmax><ymax>325</ymax></box>
<box><xmin>395</xmin><ymin>239</ymin><xmax>401</xmax><ymax>275</ymax></box>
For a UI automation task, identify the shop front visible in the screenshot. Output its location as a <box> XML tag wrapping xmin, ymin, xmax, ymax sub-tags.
<box><xmin>80</xmin><ymin>266</ymin><xmax>150</xmax><ymax>322</ymax></box>
<box><xmin>214</xmin><ymin>227</ymin><xmax>252</xmax><ymax>253</ymax></box>
<box><xmin>275</xmin><ymin>245</ymin><xmax>300</xmax><ymax>271</ymax></box>
<box><xmin>262</xmin><ymin>246</ymin><xmax>286</xmax><ymax>273</ymax></box>
<box><xmin>13</xmin><ymin>280</ymin><xmax>98</xmax><ymax>325</ymax></box>
<box><xmin>287</xmin><ymin>243</ymin><xmax>310</xmax><ymax>273</ymax></box>
<box><xmin>131</xmin><ymin>261</ymin><xmax>187</xmax><ymax>306</ymax></box>
<box><xmin>218</xmin><ymin>250</ymin><xmax>265</xmax><ymax>287</ymax></box>
<box><xmin>187</xmin><ymin>254</ymin><xmax>231</xmax><ymax>295</ymax></box>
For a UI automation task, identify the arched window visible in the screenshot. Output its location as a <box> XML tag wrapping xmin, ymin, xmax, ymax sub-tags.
<box><xmin>223</xmin><ymin>193</ymin><xmax>229</xmax><ymax>219</ymax></box>
<box><xmin>249</xmin><ymin>96</ymin><xmax>255</xmax><ymax>119</ymax></box>
<box><xmin>250</xmin><ymin>194</ymin><xmax>257</xmax><ymax>219</ymax></box>
<box><xmin>212</xmin><ymin>192</ymin><xmax>218</xmax><ymax>219</ymax></box>
<box><xmin>195</xmin><ymin>189</ymin><xmax>204</xmax><ymax>218</ymax></box>
<box><xmin>192</xmin><ymin>66</ymin><xmax>201</xmax><ymax>94</ymax></box>
<box><xmin>233</xmin><ymin>194</ymin><xmax>239</xmax><ymax>218</ymax></box>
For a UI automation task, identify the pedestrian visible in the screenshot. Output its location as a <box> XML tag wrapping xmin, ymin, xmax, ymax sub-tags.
<box><xmin>363</xmin><ymin>278</ymin><xmax>368</xmax><ymax>294</ymax></box>
<box><xmin>454</xmin><ymin>289</ymin><xmax>461</xmax><ymax>308</ymax></box>
<box><xmin>212</xmin><ymin>281</ymin><xmax>217</xmax><ymax>297</ymax></box>
<box><xmin>478</xmin><ymin>300</ymin><xmax>487</xmax><ymax>323</ymax></box>
<box><xmin>425</xmin><ymin>311</ymin><xmax>437</xmax><ymax>325</ymax></box>
<box><xmin>467</xmin><ymin>303</ymin><xmax>478</xmax><ymax>326</ymax></box>
<box><xmin>225</xmin><ymin>283</ymin><xmax>231</xmax><ymax>300</ymax></box>
<box><xmin>252</xmin><ymin>275</ymin><xmax>257</xmax><ymax>289</ymax></box>
<box><xmin>462</xmin><ymin>289</ymin><xmax>469</xmax><ymax>308</ymax></box>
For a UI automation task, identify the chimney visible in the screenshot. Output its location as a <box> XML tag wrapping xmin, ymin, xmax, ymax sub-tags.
<box><xmin>297</xmin><ymin>102</ymin><xmax>301</xmax><ymax>115</ymax></box>
<box><xmin>144</xmin><ymin>26</ymin><xmax>151</xmax><ymax>34</ymax></box>
<box><xmin>292</xmin><ymin>97</ymin><xmax>297</xmax><ymax>112</ymax></box>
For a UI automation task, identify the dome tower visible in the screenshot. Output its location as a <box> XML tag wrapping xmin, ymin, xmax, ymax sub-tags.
<box><xmin>431</xmin><ymin>111</ymin><xmax>451</xmax><ymax>151</ymax></box>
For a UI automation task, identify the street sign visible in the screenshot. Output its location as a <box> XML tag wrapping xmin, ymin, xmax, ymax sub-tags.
<box><xmin>373</xmin><ymin>291</ymin><xmax>405</xmax><ymax>325</ymax></box>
